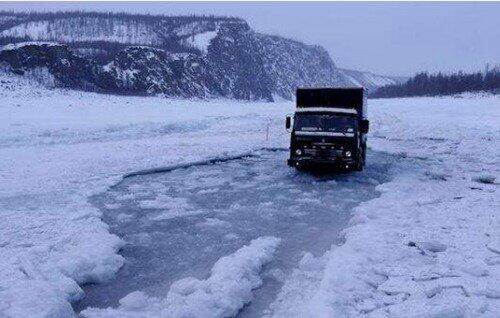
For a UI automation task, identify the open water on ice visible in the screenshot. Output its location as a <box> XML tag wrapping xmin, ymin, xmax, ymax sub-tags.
<box><xmin>75</xmin><ymin>149</ymin><xmax>396</xmax><ymax>316</ymax></box>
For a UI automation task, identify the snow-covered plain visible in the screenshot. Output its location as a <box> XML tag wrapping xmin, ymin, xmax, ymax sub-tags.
<box><xmin>0</xmin><ymin>71</ymin><xmax>499</xmax><ymax>317</ymax></box>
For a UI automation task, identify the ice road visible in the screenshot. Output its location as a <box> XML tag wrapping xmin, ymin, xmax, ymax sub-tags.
<box><xmin>75</xmin><ymin>149</ymin><xmax>396</xmax><ymax>316</ymax></box>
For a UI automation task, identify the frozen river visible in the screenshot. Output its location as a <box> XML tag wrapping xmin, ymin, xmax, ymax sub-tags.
<box><xmin>74</xmin><ymin>149</ymin><xmax>396</xmax><ymax>316</ymax></box>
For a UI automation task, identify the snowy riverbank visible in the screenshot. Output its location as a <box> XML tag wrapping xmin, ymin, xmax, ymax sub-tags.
<box><xmin>268</xmin><ymin>96</ymin><xmax>500</xmax><ymax>317</ymax></box>
<box><xmin>1</xmin><ymin>72</ymin><xmax>498</xmax><ymax>317</ymax></box>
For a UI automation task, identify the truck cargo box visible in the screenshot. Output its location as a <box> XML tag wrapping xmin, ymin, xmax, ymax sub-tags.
<box><xmin>296</xmin><ymin>88</ymin><xmax>367</xmax><ymax>119</ymax></box>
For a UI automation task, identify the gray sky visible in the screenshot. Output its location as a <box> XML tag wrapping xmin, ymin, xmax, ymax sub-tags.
<box><xmin>1</xmin><ymin>1</ymin><xmax>499</xmax><ymax>76</ymax></box>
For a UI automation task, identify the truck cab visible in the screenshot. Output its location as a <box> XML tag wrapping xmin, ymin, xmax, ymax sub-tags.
<box><xmin>286</xmin><ymin>88</ymin><xmax>369</xmax><ymax>171</ymax></box>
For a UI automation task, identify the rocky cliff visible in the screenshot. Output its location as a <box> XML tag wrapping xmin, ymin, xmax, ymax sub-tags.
<box><xmin>0</xmin><ymin>12</ymin><xmax>353</xmax><ymax>101</ymax></box>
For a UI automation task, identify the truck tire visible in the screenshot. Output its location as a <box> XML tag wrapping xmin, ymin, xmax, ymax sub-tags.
<box><xmin>362</xmin><ymin>144</ymin><xmax>367</xmax><ymax>163</ymax></box>
<box><xmin>354</xmin><ymin>152</ymin><xmax>364</xmax><ymax>171</ymax></box>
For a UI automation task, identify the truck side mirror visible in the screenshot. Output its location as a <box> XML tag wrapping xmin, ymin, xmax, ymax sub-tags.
<box><xmin>285</xmin><ymin>116</ymin><xmax>291</xmax><ymax>130</ymax></box>
<box><xmin>360</xmin><ymin>120</ymin><xmax>369</xmax><ymax>134</ymax></box>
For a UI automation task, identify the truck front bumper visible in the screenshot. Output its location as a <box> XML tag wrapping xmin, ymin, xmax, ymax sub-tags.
<box><xmin>287</xmin><ymin>156</ymin><xmax>356</xmax><ymax>168</ymax></box>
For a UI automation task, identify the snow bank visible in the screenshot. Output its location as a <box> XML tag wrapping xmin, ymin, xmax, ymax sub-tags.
<box><xmin>292</xmin><ymin>172</ymin><xmax>499</xmax><ymax>317</ymax></box>
<box><xmin>81</xmin><ymin>236</ymin><xmax>281</xmax><ymax>318</ymax></box>
<box><xmin>0</xmin><ymin>193</ymin><xmax>125</xmax><ymax>317</ymax></box>
<box><xmin>0</xmin><ymin>72</ymin><xmax>289</xmax><ymax>317</ymax></box>
<box><xmin>269</xmin><ymin>95</ymin><xmax>500</xmax><ymax>316</ymax></box>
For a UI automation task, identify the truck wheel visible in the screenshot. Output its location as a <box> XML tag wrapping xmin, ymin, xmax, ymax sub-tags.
<box><xmin>354</xmin><ymin>153</ymin><xmax>364</xmax><ymax>171</ymax></box>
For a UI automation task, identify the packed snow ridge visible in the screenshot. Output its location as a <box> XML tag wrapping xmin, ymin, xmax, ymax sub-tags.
<box><xmin>81</xmin><ymin>236</ymin><xmax>281</xmax><ymax>318</ymax></box>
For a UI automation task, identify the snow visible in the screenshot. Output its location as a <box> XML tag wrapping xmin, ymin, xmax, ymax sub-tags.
<box><xmin>340</xmin><ymin>69</ymin><xmax>397</xmax><ymax>90</ymax></box>
<box><xmin>81</xmin><ymin>236</ymin><xmax>281</xmax><ymax>318</ymax></box>
<box><xmin>0</xmin><ymin>71</ymin><xmax>289</xmax><ymax>317</ymax></box>
<box><xmin>173</xmin><ymin>21</ymin><xmax>219</xmax><ymax>38</ymax></box>
<box><xmin>268</xmin><ymin>95</ymin><xmax>500</xmax><ymax>317</ymax></box>
<box><xmin>0</xmin><ymin>41</ymin><xmax>61</xmax><ymax>51</ymax></box>
<box><xmin>343</xmin><ymin>72</ymin><xmax>363</xmax><ymax>87</ymax></box>
<box><xmin>1</xmin><ymin>69</ymin><xmax>499</xmax><ymax>317</ymax></box>
<box><xmin>183</xmin><ymin>30</ymin><xmax>218</xmax><ymax>53</ymax></box>
<box><xmin>361</xmin><ymin>71</ymin><xmax>396</xmax><ymax>87</ymax></box>
<box><xmin>0</xmin><ymin>18</ymin><xmax>162</xmax><ymax>45</ymax></box>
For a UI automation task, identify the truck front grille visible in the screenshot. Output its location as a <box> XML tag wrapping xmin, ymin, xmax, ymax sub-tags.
<box><xmin>304</xmin><ymin>148</ymin><xmax>341</xmax><ymax>158</ymax></box>
<box><xmin>304</xmin><ymin>148</ymin><xmax>317</xmax><ymax>156</ymax></box>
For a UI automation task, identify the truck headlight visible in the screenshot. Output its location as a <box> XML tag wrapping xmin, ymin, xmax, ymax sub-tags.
<box><xmin>295</xmin><ymin>149</ymin><xmax>302</xmax><ymax>155</ymax></box>
<box><xmin>345</xmin><ymin>151</ymin><xmax>352</xmax><ymax>157</ymax></box>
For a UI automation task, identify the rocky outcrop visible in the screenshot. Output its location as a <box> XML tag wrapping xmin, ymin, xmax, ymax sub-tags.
<box><xmin>0</xmin><ymin>12</ymin><xmax>352</xmax><ymax>101</ymax></box>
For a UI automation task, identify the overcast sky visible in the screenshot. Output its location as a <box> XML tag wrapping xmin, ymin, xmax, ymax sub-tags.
<box><xmin>2</xmin><ymin>1</ymin><xmax>499</xmax><ymax>76</ymax></box>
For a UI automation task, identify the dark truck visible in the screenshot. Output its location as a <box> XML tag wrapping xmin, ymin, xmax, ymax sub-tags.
<box><xmin>286</xmin><ymin>88</ymin><xmax>369</xmax><ymax>171</ymax></box>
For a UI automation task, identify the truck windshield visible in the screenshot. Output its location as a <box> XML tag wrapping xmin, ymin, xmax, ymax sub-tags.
<box><xmin>294</xmin><ymin>114</ymin><xmax>357</xmax><ymax>133</ymax></box>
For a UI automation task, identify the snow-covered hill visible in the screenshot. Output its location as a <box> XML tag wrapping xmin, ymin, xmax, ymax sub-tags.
<box><xmin>340</xmin><ymin>68</ymin><xmax>405</xmax><ymax>92</ymax></box>
<box><xmin>0</xmin><ymin>12</ymin><xmax>352</xmax><ymax>100</ymax></box>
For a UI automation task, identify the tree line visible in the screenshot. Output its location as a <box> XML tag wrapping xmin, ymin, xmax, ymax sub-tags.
<box><xmin>0</xmin><ymin>10</ymin><xmax>241</xmax><ymax>24</ymax></box>
<box><xmin>371</xmin><ymin>68</ymin><xmax>500</xmax><ymax>98</ymax></box>
<box><xmin>0</xmin><ymin>10</ymin><xmax>242</xmax><ymax>33</ymax></box>
<box><xmin>0</xmin><ymin>10</ymin><xmax>237</xmax><ymax>57</ymax></box>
